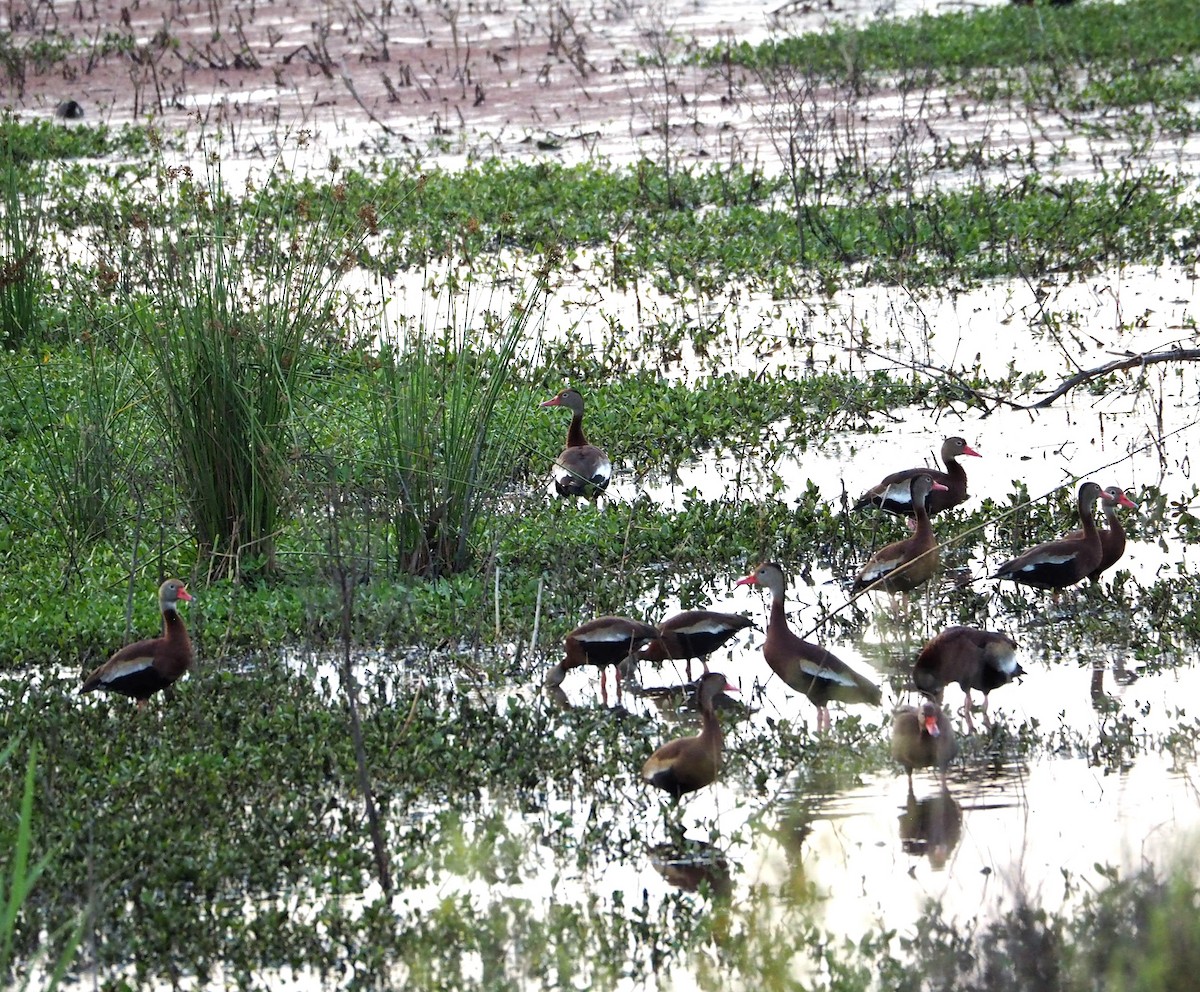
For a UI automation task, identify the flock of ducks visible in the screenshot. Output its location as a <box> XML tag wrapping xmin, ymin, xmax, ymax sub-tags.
<box><xmin>76</xmin><ymin>389</ymin><xmax>1138</xmax><ymax>817</ymax></box>
<box><xmin>538</xmin><ymin>388</ymin><xmax>1139</xmax><ymax>803</ymax></box>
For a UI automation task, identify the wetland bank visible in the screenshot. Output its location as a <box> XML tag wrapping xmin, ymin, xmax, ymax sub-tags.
<box><xmin>2</xmin><ymin>0</ymin><xmax>1200</xmax><ymax>988</ymax></box>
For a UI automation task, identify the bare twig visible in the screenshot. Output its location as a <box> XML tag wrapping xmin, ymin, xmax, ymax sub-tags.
<box><xmin>1024</xmin><ymin>348</ymin><xmax>1200</xmax><ymax>409</ymax></box>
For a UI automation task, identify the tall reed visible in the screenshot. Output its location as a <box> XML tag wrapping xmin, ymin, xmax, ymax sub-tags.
<box><xmin>0</xmin><ymin>147</ymin><xmax>44</xmax><ymax>347</ymax></box>
<box><xmin>0</xmin><ymin>743</ymin><xmax>80</xmax><ymax>990</ymax></box>
<box><xmin>2</xmin><ymin>333</ymin><xmax>146</xmax><ymax>575</ymax></box>
<box><xmin>126</xmin><ymin>165</ymin><xmax>364</xmax><ymax>578</ymax></box>
<box><xmin>370</xmin><ymin>283</ymin><xmax>545</xmax><ymax>577</ymax></box>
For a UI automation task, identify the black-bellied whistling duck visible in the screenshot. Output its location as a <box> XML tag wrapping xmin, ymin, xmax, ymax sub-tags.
<box><xmin>891</xmin><ymin>700</ymin><xmax>958</xmax><ymax>787</ymax></box>
<box><xmin>852</xmin><ymin>475</ymin><xmax>947</xmax><ymax>594</ymax></box>
<box><xmin>855</xmin><ymin>437</ymin><xmax>981</xmax><ymax>518</ymax></box>
<box><xmin>543</xmin><ymin>615</ymin><xmax>659</xmax><ymax>698</ymax></box>
<box><xmin>637</xmin><ymin>610</ymin><xmax>756</xmax><ymax>679</ymax></box>
<box><xmin>912</xmin><ymin>626</ymin><xmax>1022</xmax><ymax>732</ymax></box>
<box><xmin>80</xmin><ymin>579</ymin><xmax>194</xmax><ymax>711</ymax></box>
<box><xmin>1063</xmin><ymin>485</ymin><xmax>1138</xmax><ymax>582</ymax></box>
<box><xmin>993</xmin><ymin>481</ymin><xmax>1115</xmax><ymax>590</ymax></box>
<box><xmin>735</xmin><ymin>562</ymin><xmax>881</xmax><ymax>731</ymax></box>
<box><xmin>642</xmin><ymin>672</ymin><xmax>737</xmax><ymax>798</ymax></box>
<box><xmin>540</xmin><ymin>387</ymin><xmax>612</xmax><ymax>499</ymax></box>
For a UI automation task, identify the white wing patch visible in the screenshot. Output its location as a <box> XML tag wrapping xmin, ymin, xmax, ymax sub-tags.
<box><xmin>882</xmin><ymin>483</ymin><xmax>914</xmax><ymax>507</ymax></box>
<box><xmin>581</xmin><ymin>629</ymin><xmax>643</xmax><ymax>645</ymax></box>
<box><xmin>860</xmin><ymin>554</ymin><xmax>905</xmax><ymax>582</ymax></box>
<box><xmin>804</xmin><ymin>664</ymin><xmax>859</xmax><ymax>688</ymax></box>
<box><xmin>992</xmin><ymin>646</ymin><xmax>1020</xmax><ymax>675</ymax></box>
<box><xmin>1019</xmin><ymin>553</ymin><xmax>1075</xmax><ymax>570</ymax></box>
<box><xmin>101</xmin><ymin>657</ymin><xmax>155</xmax><ymax>683</ymax></box>
<box><xmin>679</xmin><ymin>619</ymin><xmax>729</xmax><ymax>636</ymax></box>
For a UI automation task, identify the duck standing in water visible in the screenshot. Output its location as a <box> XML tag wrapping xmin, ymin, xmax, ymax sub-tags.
<box><xmin>642</xmin><ymin>672</ymin><xmax>738</xmax><ymax>799</ymax></box>
<box><xmin>80</xmin><ymin>579</ymin><xmax>195</xmax><ymax>712</ymax></box>
<box><xmin>541</xmin><ymin>387</ymin><xmax>612</xmax><ymax>500</ymax></box>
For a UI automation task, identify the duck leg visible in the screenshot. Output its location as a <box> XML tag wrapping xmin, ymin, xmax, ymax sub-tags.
<box><xmin>960</xmin><ymin>689</ymin><xmax>976</xmax><ymax>734</ymax></box>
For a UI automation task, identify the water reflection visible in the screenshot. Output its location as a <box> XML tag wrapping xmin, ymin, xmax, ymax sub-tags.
<box><xmin>648</xmin><ymin>840</ymin><xmax>734</xmax><ymax>898</ymax></box>
<box><xmin>898</xmin><ymin>787</ymin><xmax>963</xmax><ymax>871</ymax></box>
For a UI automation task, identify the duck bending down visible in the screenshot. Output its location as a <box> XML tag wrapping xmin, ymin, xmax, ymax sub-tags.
<box><xmin>543</xmin><ymin>615</ymin><xmax>659</xmax><ymax>698</ymax></box>
<box><xmin>642</xmin><ymin>672</ymin><xmax>737</xmax><ymax>798</ymax></box>
<box><xmin>541</xmin><ymin>387</ymin><xmax>612</xmax><ymax>499</ymax></box>
<box><xmin>636</xmin><ymin>610</ymin><xmax>756</xmax><ymax>679</ymax></box>
<box><xmin>80</xmin><ymin>579</ymin><xmax>195</xmax><ymax>712</ymax></box>
<box><xmin>993</xmin><ymin>482</ymin><xmax>1117</xmax><ymax>590</ymax></box>
<box><xmin>853</xmin><ymin>475</ymin><xmax>948</xmax><ymax>594</ymax></box>
<box><xmin>912</xmin><ymin>626</ymin><xmax>1022</xmax><ymax>732</ymax></box>
<box><xmin>1063</xmin><ymin>485</ymin><xmax>1138</xmax><ymax>582</ymax></box>
<box><xmin>891</xmin><ymin>699</ymin><xmax>958</xmax><ymax>787</ymax></box>
<box><xmin>855</xmin><ymin>436</ymin><xmax>981</xmax><ymax>518</ymax></box>
<box><xmin>736</xmin><ymin>562</ymin><xmax>881</xmax><ymax>731</ymax></box>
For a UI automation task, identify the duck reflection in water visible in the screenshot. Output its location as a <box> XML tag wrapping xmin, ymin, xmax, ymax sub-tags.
<box><xmin>1090</xmin><ymin>652</ymin><xmax>1140</xmax><ymax>712</ymax></box>
<box><xmin>648</xmin><ymin>840</ymin><xmax>733</xmax><ymax>898</ymax></box>
<box><xmin>899</xmin><ymin>787</ymin><xmax>963</xmax><ymax>871</ymax></box>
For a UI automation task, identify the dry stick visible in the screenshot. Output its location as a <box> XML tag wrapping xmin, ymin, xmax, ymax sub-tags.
<box><xmin>851</xmin><ymin>343</ymin><xmax>1200</xmax><ymax>415</ymax></box>
<box><xmin>530</xmin><ymin>576</ymin><xmax>544</xmax><ymax>657</ymax></box>
<box><xmin>123</xmin><ymin>489</ymin><xmax>144</xmax><ymax>643</ymax></box>
<box><xmin>338</xmin><ymin>61</ymin><xmax>398</xmax><ymax>136</ymax></box>
<box><xmin>399</xmin><ymin>681</ymin><xmax>425</xmax><ymax>737</ymax></box>
<box><xmin>800</xmin><ymin>416</ymin><xmax>1200</xmax><ymax>643</ymax></box>
<box><xmin>1025</xmin><ymin>348</ymin><xmax>1200</xmax><ymax>409</ymax></box>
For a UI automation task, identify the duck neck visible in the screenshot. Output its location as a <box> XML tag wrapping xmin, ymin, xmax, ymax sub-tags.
<box><xmin>163</xmin><ymin>608</ymin><xmax>191</xmax><ymax>651</ymax></box>
<box><xmin>699</xmin><ymin>696</ymin><xmax>723</xmax><ymax>758</ymax></box>
<box><xmin>1078</xmin><ymin>496</ymin><xmax>1100</xmax><ymax>538</ymax></box>
<box><xmin>1101</xmin><ymin>501</ymin><xmax>1122</xmax><ymax>534</ymax></box>
<box><xmin>769</xmin><ymin>589</ymin><xmax>788</xmax><ymax>634</ymax></box>
<box><xmin>566</xmin><ymin>412</ymin><xmax>588</xmax><ymax>448</ymax></box>
<box><xmin>912</xmin><ymin>501</ymin><xmax>935</xmax><ymax>541</ymax></box>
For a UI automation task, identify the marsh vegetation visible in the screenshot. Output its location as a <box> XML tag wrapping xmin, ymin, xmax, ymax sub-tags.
<box><xmin>2</xmin><ymin>0</ymin><xmax>1200</xmax><ymax>988</ymax></box>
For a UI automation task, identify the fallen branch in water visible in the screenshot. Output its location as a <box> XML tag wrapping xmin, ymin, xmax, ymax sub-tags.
<box><xmin>1022</xmin><ymin>347</ymin><xmax>1200</xmax><ymax>409</ymax></box>
<box><xmin>850</xmin><ymin>344</ymin><xmax>1200</xmax><ymax>414</ymax></box>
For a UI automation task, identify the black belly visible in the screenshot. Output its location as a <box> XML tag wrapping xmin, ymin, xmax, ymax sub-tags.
<box><xmin>100</xmin><ymin>667</ymin><xmax>175</xmax><ymax>700</ymax></box>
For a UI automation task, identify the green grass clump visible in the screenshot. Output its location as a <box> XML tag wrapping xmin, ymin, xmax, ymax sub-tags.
<box><xmin>712</xmin><ymin>0</ymin><xmax>1200</xmax><ymax>80</ymax></box>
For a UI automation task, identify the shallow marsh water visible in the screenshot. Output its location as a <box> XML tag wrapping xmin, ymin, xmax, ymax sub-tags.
<box><xmin>8</xmin><ymin>0</ymin><xmax>1200</xmax><ymax>988</ymax></box>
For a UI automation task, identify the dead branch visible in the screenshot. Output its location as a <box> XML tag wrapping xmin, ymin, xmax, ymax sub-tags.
<box><xmin>850</xmin><ymin>344</ymin><xmax>1200</xmax><ymax>414</ymax></box>
<box><xmin>1024</xmin><ymin>348</ymin><xmax>1200</xmax><ymax>409</ymax></box>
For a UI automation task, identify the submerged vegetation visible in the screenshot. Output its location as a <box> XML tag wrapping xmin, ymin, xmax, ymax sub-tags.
<box><xmin>2</xmin><ymin>0</ymin><xmax>1200</xmax><ymax>987</ymax></box>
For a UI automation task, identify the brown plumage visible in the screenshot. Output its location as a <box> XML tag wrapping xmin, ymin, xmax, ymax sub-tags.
<box><xmin>891</xmin><ymin>700</ymin><xmax>958</xmax><ymax>786</ymax></box>
<box><xmin>912</xmin><ymin>626</ymin><xmax>1022</xmax><ymax>732</ymax></box>
<box><xmin>80</xmin><ymin>579</ymin><xmax>195</xmax><ymax>711</ymax></box>
<box><xmin>1064</xmin><ymin>485</ymin><xmax>1138</xmax><ymax>582</ymax></box>
<box><xmin>541</xmin><ymin>388</ymin><xmax>612</xmax><ymax>499</ymax></box>
<box><xmin>642</xmin><ymin>672</ymin><xmax>736</xmax><ymax>798</ymax></box>
<box><xmin>855</xmin><ymin>437</ymin><xmax>981</xmax><ymax>518</ymax></box>
<box><xmin>543</xmin><ymin>615</ymin><xmax>659</xmax><ymax>695</ymax></box>
<box><xmin>993</xmin><ymin>482</ymin><xmax>1114</xmax><ymax>590</ymax></box>
<box><xmin>637</xmin><ymin>610</ymin><xmax>755</xmax><ymax>678</ymax></box>
<box><xmin>853</xmin><ymin>475</ymin><xmax>947</xmax><ymax>593</ymax></box>
<box><xmin>736</xmin><ymin>562</ymin><xmax>881</xmax><ymax>731</ymax></box>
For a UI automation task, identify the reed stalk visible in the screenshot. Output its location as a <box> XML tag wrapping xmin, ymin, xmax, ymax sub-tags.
<box><xmin>126</xmin><ymin>164</ymin><xmax>362</xmax><ymax>578</ymax></box>
<box><xmin>370</xmin><ymin>282</ymin><xmax>545</xmax><ymax>577</ymax></box>
<box><xmin>0</xmin><ymin>148</ymin><xmax>43</xmax><ymax>347</ymax></box>
<box><xmin>0</xmin><ymin>743</ymin><xmax>81</xmax><ymax>990</ymax></box>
